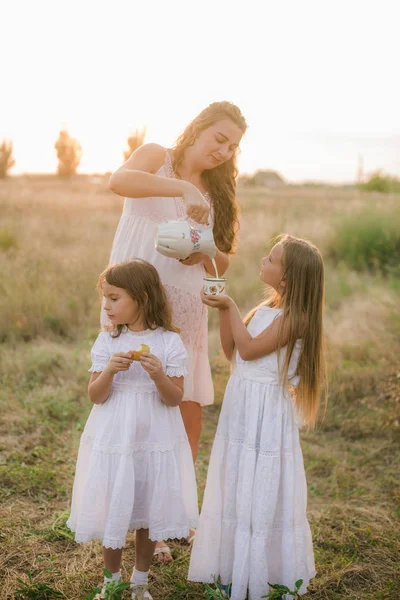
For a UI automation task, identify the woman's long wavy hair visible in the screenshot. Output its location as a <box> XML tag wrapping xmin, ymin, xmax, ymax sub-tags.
<box><xmin>244</xmin><ymin>234</ymin><xmax>327</xmax><ymax>427</ymax></box>
<box><xmin>98</xmin><ymin>259</ymin><xmax>178</xmax><ymax>338</ymax></box>
<box><xmin>172</xmin><ymin>101</ymin><xmax>247</xmax><ymax>254</ymax></box>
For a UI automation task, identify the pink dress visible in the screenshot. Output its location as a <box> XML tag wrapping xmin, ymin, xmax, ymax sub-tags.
<box><xmin>101</xmin><ymin>151</ymin><xmax>214</xmax><ymax>407</ymax></box>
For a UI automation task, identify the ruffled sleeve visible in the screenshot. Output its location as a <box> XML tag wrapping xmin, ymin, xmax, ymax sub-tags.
<box><xmin>164</xmin><ymin>332</ymin><xmax>188</xmax><ymax>378</ymax></box>
<box><xmin>88</xmin><ymin>331</ymin><xmax>111</xmax><ymax>373</ymax></box>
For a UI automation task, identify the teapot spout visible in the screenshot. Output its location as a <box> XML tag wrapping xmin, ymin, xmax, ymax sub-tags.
<box><xmin>197</xmin><ymin>228</ymin><xmax>217</xmax><ymax>258</ymax></box>
<box><xmin>202</xmin><ymin>244</ymin><xmax>217</xmax><ymax>259</ymax></box>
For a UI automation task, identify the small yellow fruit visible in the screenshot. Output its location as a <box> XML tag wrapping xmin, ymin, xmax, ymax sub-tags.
<box><xmin>129</xmin><ymin>344</ymin><xmax>150</xmax><ymax>361</ymax></box>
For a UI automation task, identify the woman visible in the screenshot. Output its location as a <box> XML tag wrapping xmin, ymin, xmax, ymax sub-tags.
<box><xmin>106</xmin><ymin>101</ymin><xmax>247</xmax><ymax>562</ymax></box>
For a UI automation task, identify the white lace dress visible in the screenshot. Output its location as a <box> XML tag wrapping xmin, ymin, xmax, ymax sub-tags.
<box><xmin>188</xmin><ymin>307</ymin><xmax>316</xmax><ymax>599</ymax></box>
<box><xmin>66</xmin><ymin>327</ymin><xmax>199</xmax><ymax>548</ymax></box>
<box><xmin>101</xmin><ymin>151</ymin><xmax>214</xmax><ymax>406</ymax></box>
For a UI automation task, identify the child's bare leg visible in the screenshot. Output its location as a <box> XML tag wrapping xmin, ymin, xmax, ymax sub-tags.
<box><xmin>131</xmin><ymin>530</ymin><xmax>157</xmax><ymax>598</ymax></box>
<box><xmin>135</xmin><ymin>529</ymin><xmax>157</xmax><ymax>571</ymax></box>
<box><xmin>102</xmin><ymin>547</ymin><xmax>123</xmax><ymax>573</ymax></box>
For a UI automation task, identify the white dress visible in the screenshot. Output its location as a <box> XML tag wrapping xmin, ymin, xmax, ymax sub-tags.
<box><xmin>67</xmin><ymin>327</ymin><xmax>199</xmax><ymax>549</ymax></box>
<box><xmin>101</xmin><ymin>151</ymin><xmax>214</xmax><ymax>406</ymax></box>
<box><xmin>188</xmin><ymin>307</ymin><xmax>316</xmax><ymax>600</ymax></box>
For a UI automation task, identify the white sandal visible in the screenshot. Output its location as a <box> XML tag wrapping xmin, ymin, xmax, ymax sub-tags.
<box><xmin>131</xmin><ymin>583</ymin><xmax>153</xmax><ymax>599</ymax></box>
<box><xmin>153</xmin><ymin>543</ymin><xmax>173</xmax><ymax>562</ymax></box>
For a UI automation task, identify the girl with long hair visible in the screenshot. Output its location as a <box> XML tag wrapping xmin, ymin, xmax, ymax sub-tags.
<box><xmin>189</xmin><ymin>235</ymin><xmax>327</xmax><ymax>600</ymax></box>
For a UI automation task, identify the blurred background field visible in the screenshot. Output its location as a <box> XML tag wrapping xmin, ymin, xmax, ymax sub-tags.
<box><xmin>0</xmin><ymin>177</ymin><xmax>399</xmax><ymax>599</ymax></box>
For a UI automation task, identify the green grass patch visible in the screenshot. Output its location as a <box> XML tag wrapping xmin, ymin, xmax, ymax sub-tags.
<box><xmin>328</xmin><ymin>208</ymin><xmax>400</xmax><ymax>275</ymax></box>
<box><xmin>0</xmin><ymin>226</ymin><xmax>17</xmax><ymax>250</ymax></box>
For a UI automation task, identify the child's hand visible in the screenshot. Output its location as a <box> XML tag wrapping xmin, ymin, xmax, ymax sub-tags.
<box><xmin>140</xmin><ymin>353</ymin><xmax>164</xmax><ymax>382</ymax></box>
<box><xmin>201</xmin><ymin>291</ymin><xmax>233</xmax><ymax>310</ymax></box>
<box><xmin>104</xmin><ymin>352</ymin><xmax>133</xmax><ymax>376</ymax></box>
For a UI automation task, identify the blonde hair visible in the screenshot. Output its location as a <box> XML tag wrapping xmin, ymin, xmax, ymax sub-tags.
<box><xmin>98</xmin><ymin>259</ymin><xmax>178</xmax><ymax>337</ymax></box>
<box><xmin>245</xmin><ymin>234</ymin><xmax>327</xmax><ymax>427</ymax></box>
<box><xmin>172</xmin><ymin>101</ymin><xmax>247</xmax><ymax>254</ymax></box>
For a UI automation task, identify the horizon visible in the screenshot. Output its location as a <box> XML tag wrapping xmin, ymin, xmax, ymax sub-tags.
<box><xmin>4</xmin><ymin>131</ymin><xmax>400</xmax><ymax>185</ymax></box>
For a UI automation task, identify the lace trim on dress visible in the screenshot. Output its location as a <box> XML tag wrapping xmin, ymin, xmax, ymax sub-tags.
<box><xmin>88</xmin><ymin>363</ymin><xmax>108</xmax><ymax>373</ymax></box>
<box><xmin>164</xmin><ymin>284</ymin><xmax>208</xmax><ymax>352</ymax></box>
<box><xmin>200</xmin><ymin>513</ymin><xmax>311</xmax><ymax>534</ymax></box>
<box><xmin>164</xmin><ymin>151</ymin><xmax>186</xmax><ymax>219</ymax></box>
<box><xmin>164</xmin><ymin>151</ymin><xmax>212</xmax><ymax>219</ymax></box>
<box><xmin>121</xmin><ymin>326</ymin><xmax>158</xmax><ymax>337</ymax></box>
<box><xmin>215</xmin><ymin>433</ymin><xmax>294</xmax><ymax>456</ymax></box>
<box><xmin>165</xmin><ymin>366</ymin><xmax>188</xmax><ymax>378</ymax></box>
<box><xmin>80</xmin><ymin>434</ymin><xmax>188</xmax><ymax>455</ymax></box>
<box><xmin>70</xmin><ymin>521</ymin><xmax>199</xmax><ymax>548</ymax></box>
<box><xmin>111</xmin><ymin>382</ymin><xmax>157</xmax><ymax>393</ymax></box>
<box><xmin>164</xmin><ymin>150</ymin><xmax>175</xmax><ymax>179</ymax></box>
<box><xmin>233</xmin><ymin>372</ymin><xmax>281</xmax><ymax>384</ymax></box>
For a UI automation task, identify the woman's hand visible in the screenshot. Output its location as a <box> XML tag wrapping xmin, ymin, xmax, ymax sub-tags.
<box><xmin>104</xmin><ymin>352</ymin><xmax>133</xmax><ymax>376</ymax></box>
<box><xmin>201</xmin><ymin>291</ymin><xmax>234</xmax><ymax>310</ymax></box>
<box><xmin>181</xmin><ymin>183</ymin><xmax>210</xmax><ymax>224</ymax></box>
<box><xmin>140</xmin><ymin>352</ymin><xmax>164</xmax><ymax>382</ymax></box>
<box><xmin>178</xmin><ymin>252</ymin><xmax>206</xmax><ymax>266</ymax></box>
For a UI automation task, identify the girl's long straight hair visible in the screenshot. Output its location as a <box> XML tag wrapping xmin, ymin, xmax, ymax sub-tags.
<box><xmin>244</xmin><ymin>234</ymin><xmax>327</xmax><ymax>427</ymax></box>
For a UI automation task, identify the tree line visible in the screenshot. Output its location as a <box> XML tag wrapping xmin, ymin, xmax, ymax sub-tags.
<box><xmin>0</xmin><ymin>128</ymin><xmax>146</xmax><ymax>178</ymax></box>
<box><xmin>1</xmin><ymin>129</ymin><xmax>399</xmax><ymax>193</ymax></box>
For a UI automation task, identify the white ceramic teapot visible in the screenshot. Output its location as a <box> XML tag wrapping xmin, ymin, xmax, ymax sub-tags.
<box><xmin>155</xmin><ymin>218</ymin><xmax>217</xmax><ymax>260</ymax></box>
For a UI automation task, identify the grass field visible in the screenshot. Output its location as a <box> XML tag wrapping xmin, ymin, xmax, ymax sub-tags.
<box><xmin>0</xmin><ymin>176</ymin><xmax>399</xmax><ymax>599</ymax></box>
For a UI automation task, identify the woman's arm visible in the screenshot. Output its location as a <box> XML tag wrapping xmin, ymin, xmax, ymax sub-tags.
<box><xmin>179</xmin><ymin>249</ymin><xmax>229</xmax><ymax>276</ymax></box>
<box><xmin>109</xmin><ymin>144</ymin><xmax>187</xmax><ymax>198</ymax></box>
<box><xmin>203</xmin><ymin>249</ymin><xmax>230</xmax><ymax>277</ymax></box>
<box><xmin>108</xmin><ymin>143</ymin><xmax>209</xmax><ymax>224</ymax></box>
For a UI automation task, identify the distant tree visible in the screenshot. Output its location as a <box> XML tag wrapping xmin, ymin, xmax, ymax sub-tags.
<box><xmin>358</xmin><ymin>170</ymin><xmax>400</xmax><ymax>193</ymax></box>
<box><xmin>240</xmin><ymin>169</ymin><xmax>286</xmax><ymax>188</ymax></box>
<box><xmin>55</xmin><ymin>130</ymin><xmax>82</xmax><ymax>177</ymax></box>
<box><xmin>0</xmin><ymin>139</ymin><xmax>16</xmax><ymax>178</ymax></box>
<box><xmin>124</xmin><ymin>128</ymin><xmax>146</xmax><ymax>161</ymax></box>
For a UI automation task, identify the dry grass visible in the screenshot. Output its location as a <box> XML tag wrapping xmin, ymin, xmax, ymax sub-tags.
<box><xmin>0</xmin><ymin>177</ymin><xmax>399</xmax><ymax>599</ymax></box>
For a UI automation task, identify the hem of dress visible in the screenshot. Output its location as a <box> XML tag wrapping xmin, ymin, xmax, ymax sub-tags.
<box><xmin>165</xmin><ymin>367</ymin><xmax>188</xmax><ymax>378</ymax></box>
<box><xmin>187</xmin><ymin>572</ymin><xmax>316</xmax><ymax>596</ymax></box>
<box><xmin>187</xmin><ymin>575</ymin><xmax>220</xmax><ymax>584</ymax></box>
<box><xmin>79</xmin><ymin>433</ymin><xmax>190</xmax><ymax>455</ymax></box>
<box><xmin>181</xmin><ymin>396</ymin><xmax>214</xmax><ymax>407</ymax></box>
<box><xmin>67</xmin><ymin>519</ymin><xmax>199</xmax><ymax>549</ymax></box>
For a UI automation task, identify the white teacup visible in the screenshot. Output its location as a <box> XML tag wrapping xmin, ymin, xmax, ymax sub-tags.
<box><xmin>203</xmin><ymin>277</ymin><xmax>227</xmax><ymax>296</ymax></box>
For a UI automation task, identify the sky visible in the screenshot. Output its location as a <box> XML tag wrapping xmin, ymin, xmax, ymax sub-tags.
<box><xmin>1</xmin><ymin>0</ymin><xmax>399</xmax><ymax>182</ymax></box>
